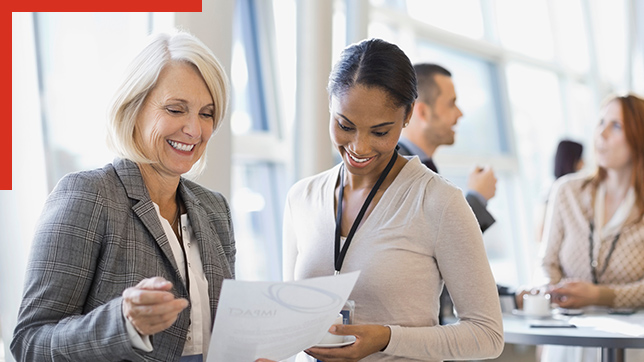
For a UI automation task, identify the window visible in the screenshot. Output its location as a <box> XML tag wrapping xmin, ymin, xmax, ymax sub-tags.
<box><xmin>230</xmin><ymin>0</ymin><xmax>295</xmax><ymax>281</ymax></box>
<box><xmin>415</xmin><ymin>41</ymin><xmax>507</xmax><ymax>156</ymax></box>
<box><xmin>367</xmin><ymin>0</ymin><xmax>640</xmax><ymax>286</ymax></box>
<box><xmin>495</xmin><ymin>0</ymin><xmax>555</xmax><ymax>61</ymax></box>
<box><xmin>33</xmin><ymin>12</ymin><xmax>174</xmax><ymax>191</ymax></box>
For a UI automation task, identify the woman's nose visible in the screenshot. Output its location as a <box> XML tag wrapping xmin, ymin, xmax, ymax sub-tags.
<box><xmin>182</xmin><ymin>113</ymin><xmax>202</xmax><ymax>139</ymax></box>
<box><xmin>349</xmin><ymin>134</ymin><xmax>372</xmax><ymax>156</ymax></box>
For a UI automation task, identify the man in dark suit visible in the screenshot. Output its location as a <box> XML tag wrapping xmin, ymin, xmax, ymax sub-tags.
<box><xmin>399</xmin><ymin>64</ymin><xmax>512</xmax><ymax>324</ymax></box>
<box><xmin>398</xmin><ymin>63</ymin><xmax>497</xmax><ymax>232</ymax></box>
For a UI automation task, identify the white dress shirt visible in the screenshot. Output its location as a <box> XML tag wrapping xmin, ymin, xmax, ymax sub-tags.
<box><xmin>124</xmin><ymin>203</ymin><xmax>211</xmax><ymax>356</ymax></box>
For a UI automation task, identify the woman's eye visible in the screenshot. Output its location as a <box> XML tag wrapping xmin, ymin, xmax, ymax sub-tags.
<box><xmin>373</xmin><ymin>131</ymin><xmax>389</xmax><ymax>137</ymax></box>
<box><xmin>200</xmin><ymin>113</ymin><xmax>214</xmax><ymax>119</ymax></box>
<box><xmin>337</xmin><ymin>122</ymin><xmax>352</xmax><ymax>131</ymax></box>
<box><xmin>612</xmin><ymin>122</ymin><xmax>622</xmax><ymax>130</ymax></box>
<box><xmin>166</xmin><ymin>107</ymin><xmax>183</xmax><ymax>114</ymax></box>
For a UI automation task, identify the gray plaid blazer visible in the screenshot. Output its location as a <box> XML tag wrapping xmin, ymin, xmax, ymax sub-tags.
<box><xmin>11</xmin><ymin>158</ymin><xmax>235</xmax><ymax>361</ymax></box>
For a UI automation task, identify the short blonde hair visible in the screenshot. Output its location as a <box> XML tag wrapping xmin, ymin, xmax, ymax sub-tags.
<box><xmin>107</xmin><ymin>30</ymin><xmax>229</xmax><ymax>174</ymax></box>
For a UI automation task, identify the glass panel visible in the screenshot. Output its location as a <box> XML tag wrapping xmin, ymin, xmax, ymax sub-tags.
<box><xmin>405</xmin><ymin>0</ymin><xmax>485</xmax><ymax>39</ymax></box>
<box><xmin>368</xmin><ymin>20</ymin><xmax>400</xmax><ymax>44</ymax></box>
<box><xmin>272</xmin><ymin>0</ymin><xmax>297</xmax><ymax>130</ymax></box>
<box><xmin>494</xmin><ymin>0</ymin><xmax>554</xmax><ymax>60</ymax></box>
<box><xmin>505</xmin><ymin>62</ymin><xmax>564</xmax><ymax>231</ymax></box>
<box><xmin>230</xmin><ymin>36</ymin><xmax>253</xmax><ymax>135</ymax></box>
<box><xmin>34</xmin><ymin>13</ymin><xmax>151</xmax><ymax>188</ymax></box>
<box><xmin>332</xmin><ymin>0</ymin><xmax>346</xmax><ymax>62</ymax></box>
<box><xmin>415</xmin><ymin>41</ymin><xmax>506</xmax><ymax>156</ymax></box>
<box><xmin>591</xmin><ymin>0</ymin><xmax>628</xmax><ymax>87</ymax></box>
<box><xmin>563</xmin><ymin>80</ymin><xmax>595</xmax><ymax>152</ymax></box>
<box><xmin>231</xmin><ymin>162</ymin><xmax>286</xmax><ymax>281</ymax></box>
<box><xmin>231</xmin><ymin>1</ymin><xmax>293</xmax><ymax>281</ymax></box>
<box><xmin>231</xmin><ymin>0</ymin><xmax>270</xmax><ymax>134</ymax></box>
<box><xmin>370</xmin><ymin>0</ymin><xmax>407</xmax><ymax>9</ymax></box>
<box><xmin>551</xmin><ymin>0</ymin><xmax>590</xmax><ymax>73</ymax></box>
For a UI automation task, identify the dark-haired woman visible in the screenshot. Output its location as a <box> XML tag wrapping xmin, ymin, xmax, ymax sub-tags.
<box><xmin>281</xmin><ymin>38</ymin><xmax>503</xmax><ymax>362</ymax></box>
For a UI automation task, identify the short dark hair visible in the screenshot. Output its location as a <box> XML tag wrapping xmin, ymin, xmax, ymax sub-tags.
<box><xmin>413</xmin><ymin>63</ymin><xmax>451</xmax><ymax>106</ymax></box>
<box><xmin>327</xmin><ymin>38</ymin><xmax>417</xmax><ymax>116</ymax></box>
<box><xmin>554</xmin><ymin>140</ymin><xmax>583</xmax><ymax>179</ymax></box>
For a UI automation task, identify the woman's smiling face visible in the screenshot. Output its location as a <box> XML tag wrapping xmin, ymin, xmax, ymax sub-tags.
<box><xmin>329</xmin><ymin>85</ymin><xmax>410</xmax><ymax>177</ymax></box>
<box><xmin>135</xmin><ymin>61</ymin><xmax>215</xmax><ymax>178</ymax></box>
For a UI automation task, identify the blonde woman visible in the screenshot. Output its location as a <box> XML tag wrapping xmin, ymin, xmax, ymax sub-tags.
<box><xmin>12</xmin><ymin>31</ymin><xmax>234</xmax><ymax>362</ymax></box>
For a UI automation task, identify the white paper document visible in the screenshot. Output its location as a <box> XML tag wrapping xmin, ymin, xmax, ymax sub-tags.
<box><xmin>206</xmin><ymin>271</ymin><xmax>360</xmax><ymax>362</ymax></box>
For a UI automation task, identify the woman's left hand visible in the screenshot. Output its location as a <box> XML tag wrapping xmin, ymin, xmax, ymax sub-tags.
<box><xmin>549</xmin><ymin>280</ymin><xmax>600</xmax><ymax>308</ymax></box>
<box><xmin>304</xmin><ymin>324</ymin><xmax>391</xmax><ymax>362</ymax></box>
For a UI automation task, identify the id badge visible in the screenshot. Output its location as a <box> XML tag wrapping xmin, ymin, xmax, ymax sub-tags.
<box><xmin>340</xmin><ymin>299</ymin><xmax>355</xmax><ymax>324</ymax></box>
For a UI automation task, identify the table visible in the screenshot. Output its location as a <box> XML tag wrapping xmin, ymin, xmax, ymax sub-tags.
<box><xmin>503</xmin><ymin>310</ymin><xmax>644</xmax><ymax>362</ymax></box>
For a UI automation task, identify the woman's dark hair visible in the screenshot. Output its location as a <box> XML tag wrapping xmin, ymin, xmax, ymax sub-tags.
<box><xmin>554</xmin><ymin>140</ymin><xmax>583</xmax><ymax>179</ymax></box>
<box><xmin>327</xmin><ymin>38</ymin><xmax>418</xmax><ymax>116</ymax></box>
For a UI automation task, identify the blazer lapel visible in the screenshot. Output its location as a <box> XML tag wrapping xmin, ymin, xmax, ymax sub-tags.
<box><xmin>113</xmin><ymin>158</ymin><xmax>187</xmax><ymax>295</ymax></box>
<box><xmin>179</xmin><ymin>184</ymin><xmax>232</xmax><ymax>315</ymax></box>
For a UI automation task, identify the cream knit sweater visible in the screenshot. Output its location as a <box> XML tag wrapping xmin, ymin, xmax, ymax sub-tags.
<box><xmin>283</xmin><ymin>157</ymin><xmax>503</xmax><ymax>361</ymax></box>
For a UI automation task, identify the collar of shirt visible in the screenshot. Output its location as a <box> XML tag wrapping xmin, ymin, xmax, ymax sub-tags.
<box><xmin>398</xmin><ymin>137</ymin><xmax>430</xmax><ymax>162</ymax></box>
<box><xmin>594</xmin><ymin>183</ymin><xmax>635</xmax><ymax>240</ymax></box>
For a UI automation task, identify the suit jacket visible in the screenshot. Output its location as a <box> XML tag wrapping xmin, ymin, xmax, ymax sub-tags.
<box><xmin>12</xmin><ymin>158</ymin><xmax>235</xmax><ymax>362</ymax></box>
<box><xmin>397</xmin><ymin>142</ymin><xmax>495</xmax><ymax>232</ymax></box>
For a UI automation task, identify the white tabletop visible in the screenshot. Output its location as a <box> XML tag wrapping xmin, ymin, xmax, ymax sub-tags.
<box><xmin>503</xmin><ymin>309</ymin><xmax>644</xmax><ymax>349</ymax></box>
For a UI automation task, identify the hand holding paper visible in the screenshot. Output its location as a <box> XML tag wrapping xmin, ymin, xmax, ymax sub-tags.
<box><xmin>206</xmin><ymin>271</ymin><xmax>360</xmax><ymax>362</ymax></box>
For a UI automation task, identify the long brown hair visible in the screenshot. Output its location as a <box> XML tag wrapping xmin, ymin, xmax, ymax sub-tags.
<box><xmin>587</xmin><ymin>94</ymin><xmax>644</xmax><ymax>221</ymax></box>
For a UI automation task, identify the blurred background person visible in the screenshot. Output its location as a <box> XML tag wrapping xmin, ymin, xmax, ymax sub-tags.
<box><xmin>534</xmin><ymin>139</ymin><xmax>585</xmax><ymax>244</ymax></box>
<box><xmin>519</xmin><ymin>93</ymin><xmax>644</xmax><ymax>362</ymax></box>
<box><xmin>554</xmin><ymin>140</ymin><xmax>585</xmax><ymax>180</ymax></box>
<box><xmin>398</xmin><ymin>63</ymin><xmax>497</xmax><ymax>233</ymax></box>
<box><xmin>11</xmin><ymin>31</ymin><xmax>235</xmax><ymax>362</ymax></box>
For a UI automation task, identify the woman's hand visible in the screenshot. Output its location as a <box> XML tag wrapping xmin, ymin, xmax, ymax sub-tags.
<box><xmin>122</xmin><ymin>277</ymin><xmax>189</xmax><ymax>336</ymax></box>
<box><xmin>304</xmin><ymin>324</ymin><xmax>391</xmax><ymax>362</ymax></box>
<box><xmin>515</xmin><ymin>285</ymin><xmax>549</xmax><ymax>309</ymax></box>
<box><xmin>549</xmin><ymin>280</ymin><xmax>600</xmax><ymax>308</ymax></box>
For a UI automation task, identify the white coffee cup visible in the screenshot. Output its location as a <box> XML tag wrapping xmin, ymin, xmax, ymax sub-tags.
<box><xmin>318</xmin><ymin>314</ymin><xmax>344</xmax><ymax>344</ymax></box>
<box><xmin>523</xmin><ymin>293</ymin><xmax>551</xmax><ymax>317</ymax></box>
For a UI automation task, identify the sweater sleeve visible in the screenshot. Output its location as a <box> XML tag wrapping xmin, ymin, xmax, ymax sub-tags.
<box><xmin>383</xmin><ymin>190</ymin><xmax>504</xmax><ymax>361</ymax></box>
<box><xmin>465</xmin><ymin>191</ymin><xmax>496</xmax><ymax>233</ymax></box>
<box><xmin>11</xmin><ymin>173</ymin><xmax>148</xmax><ymax>362</ymax></box>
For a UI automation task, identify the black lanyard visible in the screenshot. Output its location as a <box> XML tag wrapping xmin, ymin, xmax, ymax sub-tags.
<box><xmin>588</xmin><ymin>221</ymin><xmax>621</xmax><ymax>284</ymax></box>
<box><xmin>334</xmin><ymin>150</ymin><xmax>398</xmax><ymax>274</ymax></box>
<box><xmin>176</xmin><ymin>192</ymin><xmax>190</xmax><ymax>294</ymax></box>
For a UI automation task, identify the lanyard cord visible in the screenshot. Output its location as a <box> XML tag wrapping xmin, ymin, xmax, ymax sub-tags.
<box><xmin>588</xmin><ymin>221</ymin><xmax>621</xmax><ymax>284</ymax></box>
<box><xmin>334</xmin><ymin>149</ymin><xmax>398</xmax><ymax>274</ymax></box>
<box><xmin>176</xmin><ymin>192</ymin><xmax>190</xmax><ymax>294</ymax></box>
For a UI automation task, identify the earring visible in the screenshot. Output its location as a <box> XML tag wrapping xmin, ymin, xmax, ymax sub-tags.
<box><xmin>403</xmin><ymin>122</ymin><xmax>409</xmax><ymax>127</ymax></box>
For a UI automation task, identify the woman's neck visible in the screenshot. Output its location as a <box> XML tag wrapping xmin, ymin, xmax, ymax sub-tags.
<box><xmin>343</xmin><ymin>155</ymin><xmax>406</xmax><ymax>192</ymax></box>
<box><xmin>603</xmin><ymin>166</ymin><xmax>632</xmax><ymax>199</ymax></box>
<box><xmin>138</xmin><ymin>163</ymin><xmax>180</xmax><ymax>209</ymax></box>
<box><xmin>602</xmin><ymin>166</ymin><xmax>633</xmax><ymax>222</ymax></box>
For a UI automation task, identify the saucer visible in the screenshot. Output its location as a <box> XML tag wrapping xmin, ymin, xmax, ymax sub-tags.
<box><xmin>511</xmin><ymin>309</ymin><xmax>552</xmax><ymax>319</ymax></box>
<box><xmin>312</xmin><ymin>335</ymin><xmax>357</xmax><ymax>348</ymax></box>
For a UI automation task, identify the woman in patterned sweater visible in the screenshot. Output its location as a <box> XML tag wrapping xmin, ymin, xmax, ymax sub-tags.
<box><xmin>521</xmin><ymin>93</ymin><xmax>644</xmax><ymax>362</ymax></box>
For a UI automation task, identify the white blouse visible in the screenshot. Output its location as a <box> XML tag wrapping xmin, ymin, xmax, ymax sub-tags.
<box><xmin>124</xmin><ymin>203</ymin><xmax>211</xmax><ymax>357</ymax></box>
